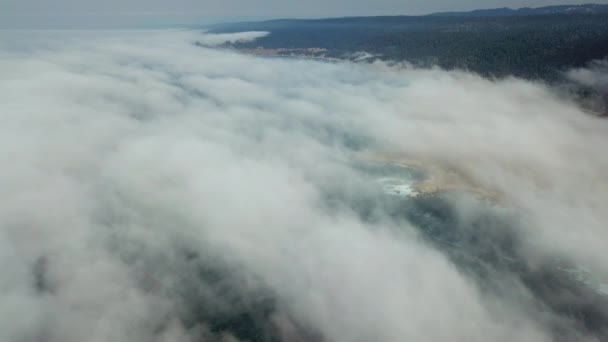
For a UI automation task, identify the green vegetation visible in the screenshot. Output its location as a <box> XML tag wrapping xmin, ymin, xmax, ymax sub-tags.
<box><xmin>211</xmin><ymin>11</ymin><xmax>608</xmax><ymax>81</ymax></box>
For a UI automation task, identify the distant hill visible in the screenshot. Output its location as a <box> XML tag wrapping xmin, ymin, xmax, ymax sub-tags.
<box><xmin>211</xmin><ymin>4</ymin><xmax>608</xmax><ymax>29</ymax></box>
<box><xmin>430</xmin><ymin>4</ymin><xmax>608</xmax><ymax>17</ymax></box>
<box><xmin>209</xmin><ymin>4</ymin><xmax>608</xmax><ymax>84</ymax></box>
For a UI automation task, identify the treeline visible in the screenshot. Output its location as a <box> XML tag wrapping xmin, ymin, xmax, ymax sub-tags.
<box><xmin>210</xmin><ymin>14</ymin><xmax>608</xmax><ymax>81</ymax></box>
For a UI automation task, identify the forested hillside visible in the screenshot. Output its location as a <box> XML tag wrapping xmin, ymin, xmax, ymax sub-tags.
<box><xmin>210</xmin><ymin>8</ymin><xmax>608</xmax><ymax>80</ymax></box>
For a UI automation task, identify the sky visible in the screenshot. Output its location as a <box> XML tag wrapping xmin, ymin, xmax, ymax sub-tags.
<box><xmin>1</xmin><ymin>29</ymin><xmax>608</xmax><ymax>341</ymax></box>
<box><xmin>2</xmin><ymin>0</ymin><xmax>608</xmax><ymax>28</ymax></box>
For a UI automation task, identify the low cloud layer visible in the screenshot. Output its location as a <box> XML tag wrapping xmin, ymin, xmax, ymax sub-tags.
<box><xmin>567</xmin><ymin>59</ymin><xmax>608</xmax><ymax>114</ymax></box>
<box><xmin>1</xmin><ymin>30</ymin><xmax>607</xmax><ymax>342</ymax></box>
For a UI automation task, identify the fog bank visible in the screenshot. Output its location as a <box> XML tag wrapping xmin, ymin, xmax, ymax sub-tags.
<box><xmin>1</xmin><ymin>30</ymin><xmax>607</xmax><ymax>342</ymax></box>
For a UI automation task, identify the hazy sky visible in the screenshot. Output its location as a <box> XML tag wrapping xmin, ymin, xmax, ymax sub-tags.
<box><xmin>2</xmin><ymin>0</ymin><xmax>608</xmax><ymax>28</ymax></box>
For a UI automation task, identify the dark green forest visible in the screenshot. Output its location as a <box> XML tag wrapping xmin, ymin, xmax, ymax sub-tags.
<box><xmin>210</xmin><ymin>11</ymin><xmax>608</xmax><ymax>81</ymax></box>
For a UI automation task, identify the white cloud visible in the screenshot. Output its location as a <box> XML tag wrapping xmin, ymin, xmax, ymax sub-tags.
<box><xmin>567</xmin><ymin>59</ymin><xmax>608</xmax><ymax>90</ymax></box>
<box><xmin>196</xmin><ymin>31</ymin><xmax>269</xmax><ymax>46</ymax></box>
<box><xmin>0</xmin><ymin>30</ymin><xmax>607</xmax><ymax>342</ymax></box>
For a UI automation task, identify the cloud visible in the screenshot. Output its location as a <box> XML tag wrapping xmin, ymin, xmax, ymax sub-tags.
<box><xmin>0</xmin><ymin>30</ymin><xmax>607</xmax><ymax>342</ymax></box>
<box><xmin>567</xmin><ymin>59</ymin><xmax>608</xmax><ymax>90</ymax></box>
<box><xmin>196</xmin><ymin>31</ymin><xmax>270</xmax><ymax>46</ymax></box>
<box><xmin>566</xmin><ymin>59</ymin><xmax>608</xmax><ymax>115</ymax></box>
